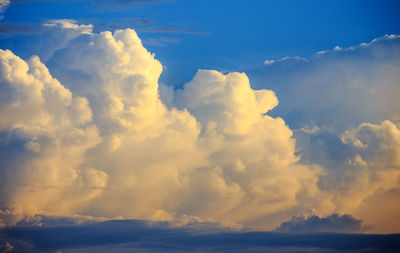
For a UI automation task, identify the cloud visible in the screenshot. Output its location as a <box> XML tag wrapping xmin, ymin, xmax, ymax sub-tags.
<box><xmin>0</xmin><ymin>21</ymin><xmax>323</xmax><ymax>230</ymax></box>
<box><xmin>274</xmin><ymin>214</ymin><xmax>370</xmax><ymax>233</ymax></box>
<box><xmin>247</xmin><ymin>35</ymin><xmax>400</xmax><ymax>232</ymax></box>
<box><xmin>291</xmin><ymin>118</ymin><xmax>400</xmax><ymax>225</ymax></box>
<box><xmin>248</xmin><ymin>34</ymin><xmax>400</xmax><ymax>132</ymax></box>
<box><xmin>0</xmin><ymin>19</ymin><xmax>96</xmax><ymax>63</ymax></box>
<box><xmin>0</xmin><ymin>48</ymin><xmax>105</xmax><ymax>225</ymax></box>
<box><xmin>0</xmin><ymin>20</ymin><xmax>399</xmax><ymax>234</ymax></box>
<box><xmin>0</xmin><ymin>19</ymin><xmax>93</xmax><ymax>36</ymax></box>
<box><xmin>45</xmin><ymin>26</ymin><xmax>320</xmax><ymax>229</ymax></box>
<box><xmin>43</xmin><ymin>19</ymin><xmax>93</xmax><ymax>34</ymax></box>
<box><xmin>1</xmin><ymin>218</ymin><xmax>399</xmax><ymax>252</ymax></box>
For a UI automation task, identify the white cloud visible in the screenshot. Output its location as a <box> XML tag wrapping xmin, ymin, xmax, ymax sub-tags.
<box><xmin>43</xmin><ymin>19</ymin><xmax>93</xmax><ymax>34</ymax></box>
<box><xmin>0</xmin><ymin>49</ymin><xmax>104</xmax><ymax>225</ymax></box>
<box><xmin>0</xmin><ymin>22</ymin><xmax>399</xmax><ymax>233</ymax></box>
<box><xmin>248</xmin><ymin>34</ymin><xmax>400</xmax><ymax>231</ymax></box>
<box><xmin>0</xmin><ymin>24</ymin><xmax>323</xmax><ymax>230</ymax></box>
<box><xmin>263</xmin><ymin>59</ymin><xmax>275</xmax><ymax>65</ymax></box>
<box><xmin>249</xmin><ymin>34</ymin><xmax>400</xmax><ymax>133</ymax></box>
<box><xmin>292</xmin><ymin>120</ymin><xmax>400</xmax><ymax>230</ymax></box>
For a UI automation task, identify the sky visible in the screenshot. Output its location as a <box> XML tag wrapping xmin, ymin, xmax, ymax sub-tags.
<box><xmin>0</xmin><ymin>0</ymin><xmax>400</xmax><ymax>252</ymax></box>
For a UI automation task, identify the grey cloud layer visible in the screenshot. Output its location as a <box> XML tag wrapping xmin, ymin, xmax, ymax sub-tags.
<box><xmin>274</xmin><ymin>214</ymin><xmax>370</xmax><ymax>233</ymax></box>
<box><xmin>1</xmin><ymin>217</ymin><xmax>399</xmax><ymax>252</ymax></box>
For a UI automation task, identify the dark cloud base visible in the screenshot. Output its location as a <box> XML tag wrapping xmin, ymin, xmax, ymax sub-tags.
<box><xmin>1</xmin><ymin>219</ymin><xmax>399</xmax><ymax>253</ymax></box>
<box><xmin>275</xmin><ymin>214</ymin><xmax>371</xmax><ymax>233</ymax></box>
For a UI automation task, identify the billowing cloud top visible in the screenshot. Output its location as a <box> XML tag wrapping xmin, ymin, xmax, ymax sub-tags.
<box><xmin>0</xmin><ymin>20</ymin><xmax>400</xmax><ymax>234</ymax></box>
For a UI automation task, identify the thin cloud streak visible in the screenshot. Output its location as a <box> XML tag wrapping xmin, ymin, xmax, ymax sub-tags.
<box><xmin>143</xmin><ymin>26</ymin><xmax>210</xmax><ymax>35</ymax></box>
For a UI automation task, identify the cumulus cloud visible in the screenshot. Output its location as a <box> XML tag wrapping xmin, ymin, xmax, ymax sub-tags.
<box><xmin>0</xmin><ymin>49</ymin><xmax>105</xmax><ymax>225</ymax></box>
<box><xmin>248</xmin><ymin>35</ymin><xmax>400</xmax><ymax>232</ymax></box>
<box><xmin>290</xmin><ymin>119</ymin><xmax>400</xmax><ymax>232</ymax></box>
<box><xmin>0</xmin><ymin>19</ymin><xmax>94</xmax><ymax>62</ymax></box>
<box><xmin>0</xmin><ymin>21</ymin><xmax>322</xmax><ymax>230</ymax></box>
<box><xmin>0</xmin><ymin>20</ymin><xmax>399</xmax><ymax>234</ymax></box>
<box><xmin>249</xmin><ymin>34</ymin><xmax>400</xmax><ymax>132</ymax></box>
<box><xmin>274</xmin><ymin>214</ymin><xmax>370</xmax><ymax>233</ymax></box>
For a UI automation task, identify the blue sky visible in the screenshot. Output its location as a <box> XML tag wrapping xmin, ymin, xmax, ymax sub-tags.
<box><xmin>0</xmin><ymin>0</ymin><xmax>400</xmax><ymax>251</ymax></box>
<box><xmin>2</xmin><ymin>0</ymin><xmax>400</xmax><ymax>85</ymax></box>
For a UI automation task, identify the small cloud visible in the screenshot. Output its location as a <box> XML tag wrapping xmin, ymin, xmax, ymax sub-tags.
<box><xmin>263</xmin><ymin>59</ymin><xmax>275</xmax><ymax>65</ymax></box>
<box><xmin>43</xmin><ymin>19</ymin><xmax>93</xmax><ymax>34</ymax></box>
<box><xmin>333</xmin><ymin>45</ymin><xmax>342</xmax><ymax>51</ymax></box>
<box><xmin>278</xmin><ymin>56</ymin><xmax>308</xmax><ymax>63</ymax></box>
<box><xmin>0</xmin><ymin>19</ymin><xmax>93</xmax><ymax>36</ymax></box>
<box><xmin>274</xmin><ymin>214</ymin><xmax>372</xmax><ymax>233</ymax></box>
<box><xmin>299</xmin><ymin>126</ymin><xmax>321</xmax><ymax>134</ymax></box>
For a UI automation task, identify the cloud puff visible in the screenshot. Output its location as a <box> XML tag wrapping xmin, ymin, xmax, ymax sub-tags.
<box><xmin>274</xmin><ymin>214</ymin><xmax>370</xmax><ymax>233</ymax></box>
<box><xmin>0</xmin><ymin>49</ymin><xmax>105</xmax><ymax>225</ymax></box>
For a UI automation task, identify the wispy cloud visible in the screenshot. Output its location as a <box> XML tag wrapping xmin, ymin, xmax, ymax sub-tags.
<box><xmin>0</xmin><ymin>22</ymin><xmax>40</xmax><ymax>35</ymax></box>
<box><xmin>143</xmin><ymin>26</ymin><xmax>210</xmax><ymax>35</ymax></box>
<box><xmin>143</xmin><ymin>36</ymin><xmax>180</xmax><ymax>46</ymax></box>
